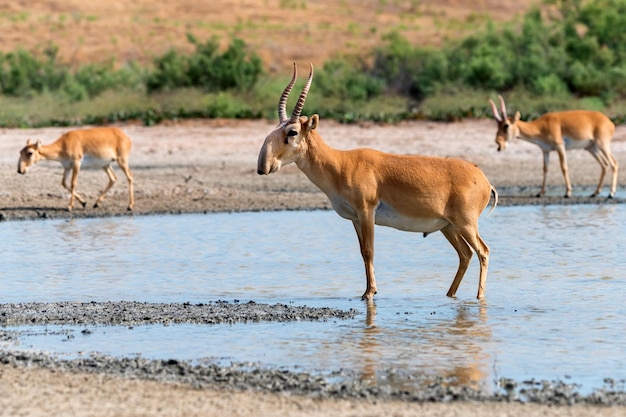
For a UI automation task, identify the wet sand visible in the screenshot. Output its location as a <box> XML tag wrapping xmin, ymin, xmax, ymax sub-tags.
<box><xmin>3</xmin><ymin>360</ymin><xmax>623</xmax><ymax>417</ymax></box>
<box><xmin>1</xmin><ymin>119</ymin><xmax>626</xmax><ymax>416</ymax></box>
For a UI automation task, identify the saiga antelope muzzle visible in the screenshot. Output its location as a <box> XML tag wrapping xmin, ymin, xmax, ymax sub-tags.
<box><xmin>258</xmin><ymin>63</ymin><xmax>498</xmax><ymax>300</ymax></box>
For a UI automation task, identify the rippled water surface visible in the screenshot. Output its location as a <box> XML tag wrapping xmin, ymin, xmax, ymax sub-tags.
<box><xmin>1</xmin><ymin>206</ymin><xmax>625</xmax><ymax>393</ymax></box>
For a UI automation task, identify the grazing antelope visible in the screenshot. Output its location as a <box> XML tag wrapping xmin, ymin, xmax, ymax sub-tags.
<box><xmin>489</xmin><ymin>95</ymin><xmax>618</xmax><ymax>198</ymax></box>
<box><xmin>258</xmin><ymin>64</ymin><xmax>498</xmax><ymax>300</ymax></box>
<box><xmin>17</xmin><ymin>127</ymin><xmax>134</xmax><ymax>211</ymax></box>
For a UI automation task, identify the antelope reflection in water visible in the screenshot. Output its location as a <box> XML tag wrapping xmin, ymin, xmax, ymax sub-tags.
<box><xmin>352</xmin><ymin>300</ymin><xmax>492</xmax><ymax>392</ymax></box>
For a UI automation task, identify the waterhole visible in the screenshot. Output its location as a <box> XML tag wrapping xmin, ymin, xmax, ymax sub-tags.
<box><xmin>0</xmin><ymin>206</ymin><xmax>624</xmax><ymax>393</ymax></box>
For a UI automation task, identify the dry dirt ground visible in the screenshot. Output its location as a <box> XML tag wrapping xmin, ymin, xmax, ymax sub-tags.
<box><xmin>2</xmin><ymin>118</ymin><xmax>626</xmax><ymax>222</ymax></box>
<box><xmin>1</xmin><ymin>119</ymin><xmax>626</xmax><ymax>416</ymax></box>
<box><xmin>0</xmin><ymin>0</ymin><xmax>538</xmax><ymax>71</ymax></box>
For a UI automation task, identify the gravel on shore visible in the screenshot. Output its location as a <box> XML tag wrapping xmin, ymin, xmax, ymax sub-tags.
<box><xmin>1</xmin><ymin>301</ymin><xmax>625</xmax><ymax>407</ymax></box>
<box><xmin>0</xmin><ymin>300</ymin><xmax>358</xmax><ymax>326</ymax></box>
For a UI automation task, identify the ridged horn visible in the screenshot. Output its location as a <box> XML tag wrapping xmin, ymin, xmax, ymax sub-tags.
<box><xmin>289</xmin><ymin>63</ymin><xmax>314</xmax><ymax>124</ymax></box>
<box><xmin>498</xmin><ymin>95</ymin><xmax>507</xmax><ymax>117</ymax></box>
<box><xmin>278</xmin><ymin>63</ymin><xmax>297</xmax><ymax>123</ymax></box>
<box><xmin>488</xmin><ymin>99</ymin><xmax>502</xmax><ymax>122</ymax></box>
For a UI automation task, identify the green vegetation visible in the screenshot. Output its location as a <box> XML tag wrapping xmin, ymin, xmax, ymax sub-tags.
<box><xmin>3</xmin><ymin>0</ymin><xmax>626</xmax><ymax>126</ymax></box>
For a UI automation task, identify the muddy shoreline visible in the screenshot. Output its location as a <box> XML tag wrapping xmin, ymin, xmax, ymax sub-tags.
<box><xmin>1</xmin><ymin>192</ymin><xmax>625</xmax><ymax>222</ymax></box>
<box><xmin>1</xmin><ymin>301</ymin><xmax>625</xmax><ymax>407</ymax></box>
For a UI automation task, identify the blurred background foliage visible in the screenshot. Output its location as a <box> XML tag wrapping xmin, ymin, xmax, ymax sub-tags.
<box><xmin>2</xmin><ymin>0</ymin><xmax>626</xmax><ymax>126</ymax></box>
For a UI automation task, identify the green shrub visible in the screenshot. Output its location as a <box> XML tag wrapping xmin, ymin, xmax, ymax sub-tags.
<box><xmin>205</xmin><ymin>92</ymin><xmax>261</xmax><ymax>118</ymax></box>
<box><xmin>146</xmin><ymin>34</ymin><xmax>263</xmax><ymax>93</ymax></box>
<box><xmin>146</xmin><ymin>49</ymin><xmax>191</xmax><ymax>92</ymax></box>
<box><xmin>197</xmin><ymin>37</ymin><xmax>263</xmax><ymax>91</ymax></box>
<box><xmin>74</xmin><ymin>61</ymin><xmax>143</xmax><ymax>97</ymax></box>
<box><xmin>0</xmin><ymin>46</ymin><xmax>67</xmax><ymax>97</ymax></box>
<box><xmin>533</xmin><ymin>74</ymin><xmax>569</xmax><ymax>95</ymax></box>
<box><xmin>372</xmin><ymin>32</ymin><xmax>449</xmax><ymax>99</ymax></box>
<box><xmin>316</xmin><ymin>58</ymin><xmax>384</xmax><ymax>101</ymax></box>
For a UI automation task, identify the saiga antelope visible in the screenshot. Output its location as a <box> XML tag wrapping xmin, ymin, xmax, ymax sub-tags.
<box><xmin>17</xmin><ymin>127</ymin><xmax>134</xmax><ymax>211</ymax></box>
<box><xmin>258</xmin><ymin>64</ymin><xmax>498</xmax><ymax>300</ymax></box>
<box><xmin>489</xmin><ymin>95</ymin><xmax>618</xmax><ymax>198</ymax></box>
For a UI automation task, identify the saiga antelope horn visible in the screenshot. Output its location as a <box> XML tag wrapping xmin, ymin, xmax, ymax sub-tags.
<box><xmin>498</xmin><ymin>95</ymin><xmax>507</xmax><ymax>117</ymax></box>
<box><xmin>289</xmin><ymin>63</ymin><xmax>314</xmax><ymax>124</ymax></box>
<box><xmin>488</xmin><ymin>99</ymin><xmax>502</xmax><ymax>122</ymax></box>
<box><xmin>278</xmin><ymin>63</ymin><xmax>297</xmax><ymax>123</ymax></box>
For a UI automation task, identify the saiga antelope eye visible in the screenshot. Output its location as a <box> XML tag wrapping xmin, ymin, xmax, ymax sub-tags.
<box><xmin>285</xmin><ymin>130</ymin><xmax>298</xmax><ymax>143</ymax></box>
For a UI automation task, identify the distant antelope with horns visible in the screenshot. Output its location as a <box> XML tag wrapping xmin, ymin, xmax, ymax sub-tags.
<box><xmin>489</xmin><ymin>95</ymin><xmax>619</xmax><ymax>198</ymax></box>
<box><xmin>257</xmin><ymin>63</ymin><xmax>498</xmax><ymax>300</ymax></box>
<box><xmin>17</xmin><ymin>127</ymin><xmax>135</xmax><ymax>211</ymax></box>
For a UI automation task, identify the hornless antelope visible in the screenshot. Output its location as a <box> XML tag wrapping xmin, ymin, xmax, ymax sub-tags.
<box><xmin>489</xmin><ymin>95</ymin><xmax>619</xmax><ymax>198</ymax></box>
<box><xmin>258</xmin><ymin>64</ymin><xmax>498</xmax><ymax>300</ymax></box>
<box><xmin>17</xmin><ymin>127</ymin><xmax>135</xmax><ymax>211</ymax></box>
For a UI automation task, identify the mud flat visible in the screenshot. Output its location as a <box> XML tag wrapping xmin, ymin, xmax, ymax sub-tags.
<box><xmin>1</xmin><ymin>301</ymin><xmax>626</xmax><ymax>414</ymax></box>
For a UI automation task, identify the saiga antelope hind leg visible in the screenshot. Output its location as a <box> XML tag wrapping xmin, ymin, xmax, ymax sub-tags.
<box><xmin>116</xmin><ymin>158</ymin><xmax>135</xmax><ymax>210</ymax></box>
<box><xmin>93</xmin><ymin>159</ymin><xmax>134</xmax><ymax>210</ymax></box>
<box><xmin>586</xmin><ymin>145</ymin><xmax>619</xmax><ymax>198</ymax></box>
<box><xmin>94</xmin><ymin>165</ymin><xmax>118</xmax><ymax>208</ymax></box>
<box><xmin>441</xmin><ymin>226</ymin><xmax>473</xmax><ymax>298</ymax></box>
<box><xmin>440</xmin><ymin>221</ymin><xmax>490</xmax><ymax>299</ymax></box>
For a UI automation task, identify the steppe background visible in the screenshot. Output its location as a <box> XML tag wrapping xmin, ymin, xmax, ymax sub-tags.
<box><xmin>2</xmin><ymin>1</ymin><xmax>626</xmax><ymax>417</ymax></box>
<box><xmin>0</xmin><ymin>0</ymin><xmax>536</xmax><ymax>71</ymax></box>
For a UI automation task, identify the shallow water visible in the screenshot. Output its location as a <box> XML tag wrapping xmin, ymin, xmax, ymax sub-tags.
<box><xmin>1</xmin><ymin>206</ymin><xmax>625</xmax><ymax>393</ymax></box>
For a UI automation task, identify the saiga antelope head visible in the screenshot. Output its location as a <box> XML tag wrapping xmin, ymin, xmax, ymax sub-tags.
<box><xmin>17</xmin><ymin>139</ymin><xmax>43</xmax><ymax>174</ymax></box>
<box><xmin>257</xmin><ymin>63</ymin><xmax>316</xmax><ymax>175</ymax></box>
<box><xmin>488</xmin><ymin>95</ymin><xmax>520</xmax><ymax>151</ymax></box>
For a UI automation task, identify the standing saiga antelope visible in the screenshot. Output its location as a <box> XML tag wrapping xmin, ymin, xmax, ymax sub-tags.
<box><xmin>258</xmin><ymin>63</ymin><xmax>498</xmax><ymax>300</ymax></box>
<box><xmin>17</xmin><ymin>127</ymin><xmax>134</xmax><ymax>211</ymax></box>
<box><xmin>489</xmin><ymin>95</ymin><xmax>619</xmax><ymax>198</ymax></box>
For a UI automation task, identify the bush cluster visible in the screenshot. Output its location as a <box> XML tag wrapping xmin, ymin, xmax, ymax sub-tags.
<box><xmin>0</xmin><ymin>35</ymin><xmax>263</xmax><ymax>102</ymax></box>
<box><xmin>0</xmin><ymin>45</ymin><xmax>142</xmax><ymax>101</ymax></box>
<box><xmin>146</xmin><ymin>34</ymin><xmax>263</xmax><ymax>93</ymax></box>
<box><xmin>371</xmin><ymin>0</ymin><xmax>626</xmax><ymax>105</ymax></box>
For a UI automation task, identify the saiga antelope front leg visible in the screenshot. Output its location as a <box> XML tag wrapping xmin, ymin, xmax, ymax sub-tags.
<box><xmin>352</xmin><ymin>206</ymin><xmax>377</xmax><ymax>300</ymax></box>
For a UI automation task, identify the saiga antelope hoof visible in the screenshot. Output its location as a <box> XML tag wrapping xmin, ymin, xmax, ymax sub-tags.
<box><xmin>361</xmin><ymin>291</ymin><xmax>377</xmax><ymax>301</ymax></box>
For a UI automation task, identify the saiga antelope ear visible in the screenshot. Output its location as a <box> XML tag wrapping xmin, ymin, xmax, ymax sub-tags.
<box><xmin>513</xmin><ymin>111</ymin><xmax>521</xmax><ymax>123</ymax></box>
<box><xmin>302</xmin><ymin>114</ymin><xmax>319</xmax><ymax>134</ymax></box>
<box><xmin>35</xmin><ymin>139</ymin><xmax>42</xmax><ymax>149</ymax></box>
